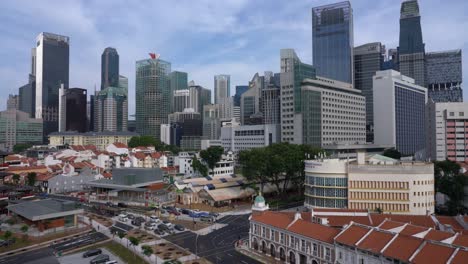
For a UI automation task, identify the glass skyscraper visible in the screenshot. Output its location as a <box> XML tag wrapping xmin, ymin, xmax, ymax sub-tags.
<box><xmin>234</xmin><ymin>85</ymin><xmax>248</xmax><ymax>107</ymax></box>
<box><xmin>398</xmin><ymin>0</ymin><xmax>425</xmax><ymax>86</ymax></box>
<box><xmin>425</xmin><ymin>50</ymin><xmax>463</xmax><ymax>102</ymax></box>
<box><xmin>101</xmin><ymin>47</ymin><xmax>119</xmax><ymax>90</ymax></box>
<box><xmin>214</xmin><ymin>75</ymin><xmax>230</xmax><ymax>104</ymax></box>
<box><xmin>34</xmin><ymin>32</ymin><xmax>70</xmax><ymax>142</ymax></box>
<box><xmin>312</xmin><ymin>1</ymin><xmax>354</xmax><ymax>84</ymax></box>
<box><xmin>135</xmin><ymin>57</ymin><xmax>171</xmax><ymax>140</ymax></box>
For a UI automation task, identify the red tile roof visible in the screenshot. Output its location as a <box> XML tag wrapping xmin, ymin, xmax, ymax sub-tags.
<box><xmin>370</xmin><ymin>214</ymin><xmax>436</xmax><ymax>228</ymax></box>
<box><xmin>379</xmin><ymin>219</ymin><xmax>406</xmax><ymax>230</ymax></box>
<box><xmin>335</xmin><ymin>224</ymin><xmax>370</xmax><ymax>246</ymax></box>
<box><xmin>411</xmin><ymin>242</ymin><xmax>455</xmax><ymax>264</ymax></box>
<box><xmin>112</xmin><ymin>142</ymin><xmax>127</xmax><ymax>148</ymax></box>
<box><xmin>36</xmin><ymin>173</ymin><xmax>54</xmax><ymax>181</ymax></box>
<box><xmin>435</xmin><ymin>216</ymin><xmax>465</xmax><ymax>231</ymax></box>
<box><xmin>451</xmin><ymin>249</ymin><xmax>468</xmax><ymax>264</ymax></box>
<box><xmin>356</xmin><ymin>230</ymin><xmax>395</xmax><ymax>254</ymax></box>
<box><xmin>7</xmin><ymin>165</ymin><xmax>47</xmax><ymax>172</ymax></box>
<box><xmin>452</xmin><ymin>233</ymin><xmax>468</xmax><ymax>247</ymax></box>
<box><xmin>151</xmin><ymin>152</ymin><xmax>162</xmax><ymax>159</ymax></box>
<box><xmin>287</xmin><ymin>218</ymin><xmax>340</xmax><ymax>244</ymax></box>
<box><xmin>424</xmin><ymin>229</ymin><xmax>455</xmax><ymax>241</ymax></box>
<box><xmin>251</xmin><ymin>211</ymin><xmax>292</xmax><ymax>230</ymax></box>
<box><xmin>134</xmin><ymin>152</ymin><xmax>146</xmax><ymax>160</ymax></box>
<box><xmin>318</xmin><ymin>216</ymin><xmax>372</xmax><ymax>227</ymax></box>
<box><xmin>399</xmin><ymin>224</ymin><xmax>429</xmax><ymax>236</ymax></box>
<box><xmin>382</xmin><ymin>235</ymin><xmax>424</xmax><ymax>262</ymax></box>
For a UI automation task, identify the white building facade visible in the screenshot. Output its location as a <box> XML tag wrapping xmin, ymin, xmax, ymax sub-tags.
<box><xmin>220</xmin><ymin>120</ymin><xmax>280</xmax><ymax>153</ymax></box>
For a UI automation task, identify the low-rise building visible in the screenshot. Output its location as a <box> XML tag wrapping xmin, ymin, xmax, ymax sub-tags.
<box><xmin>49</xmin><ymin>131</ymin><xmax>138</xmax><ymax>150</ymax></box>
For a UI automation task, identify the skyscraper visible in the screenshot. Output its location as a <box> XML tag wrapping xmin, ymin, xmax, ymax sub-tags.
<box><xmin>101</xmin><ymin>47</ymin><xmax>119</xmax><ymax>90</ymax></box>
<box><xmin>34</xmin><ymin>32</ymin><xmax>70</xmax><ymax>142</ymax></box>
<box><xmin>280</xmin><ymin>49</ymin><xmax>315</xmax><ymax>144</ymax></box>
<box><xmin>135</xmin><ymin>56</ymin><xmax>171</xmax><ymax>139</ymax></box>
<box><xmin>261</xmin><ymin>73</ymin><xmax>281</xmax><ymax>125</ymax></box>
<box><xmin>214</xmin><ymin>75</ymin><xmax>230</xmax><ymax>104</ymax></box>
<box><xmin>18</xmin><ymin>75</ymin><xmax>36</xmax><ymax>118</ymax></box>
<box><xmin>94</xmin><ymin>86</ymin><xmax>128</xmax><ymax>132</ymax></box>
<box><xmin>241</xmin><ymin>73</ymin><xmax>263</xmax><ymax>125</ymax></box>
<box><xmin>354</xmin><ymin>42</ymin><xmax>384</xmax><ymax>142</ymax></box>
<box><xmin>312</xmin><ymin>1</ymin><xmax>354</xmax><ymax>84</ymax></box>
<box><xmin>188</xmin><ymin>83</ymin><xmax>211</xmax><ymax>114</ymax></box>
<box><xmin>398</xmin><ymin>0</ymin><xmax>425</xmax><ymax>87</ymax></box>
<box><xmin>119</xmin><ymin>75</ymin><xmax>128</xmax><ymax>92</ymax></box>
<box><xmin>234</xmin><ymin>85</ymin><xmax>248</xmax><ymax>107</ymax></box>
<box><xmin>7</xmin><ymin>95</ymin><xmax>19</xmax><ymax>110</ymax></box>
<box><xmin>170</xmin><ymin>71</ymin><xmax>188</xmax><ymax>91</ymax></box>
<box><xmin>59</xmin><ymin>87</ymin><xmax>87</xmax><ymax>132</ymax></box>
<box><xmin>425</xmin><ymin>50</ymin><xmax>463</xmax><ymax>102</ymax></box>
<box><xmin>173</xmin><ymin>89</ymin><xmax>190</xmax><ymax>112</ymax></box>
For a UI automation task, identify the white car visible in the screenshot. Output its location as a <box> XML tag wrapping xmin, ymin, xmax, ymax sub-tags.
<box><xmin>150</xmin><ymin>215</ymin><xmax>160</xmax><ymax>223</ymax></box>
<box><xmin>145</xmin><ymin>222</ymin><xmax>157</xmax><ymax>230</ymax></box>
<box><xmin>162</xmin><ymin>220</ymin><xmax>173</xmax><ymax>229</ymax></box>
<box><xmin>118</xmin><ymin>214</ymin><xmax>128</xmax><ymax>222</ymax></box>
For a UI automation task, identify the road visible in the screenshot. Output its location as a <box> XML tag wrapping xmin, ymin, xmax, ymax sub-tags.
<box><xmin>165</xmin><ymin>214</ymin><xmax>260</xmax><ymax>264</ymax></box>
<box><xmin>0</xmin><ymin>247</ymin><xmax>59</xmax><ymax>264</ymax></box>
<box><xmin>50</xmin><ymin>231</ymin><xmax>108</xmax><ymax>253</ymax></box>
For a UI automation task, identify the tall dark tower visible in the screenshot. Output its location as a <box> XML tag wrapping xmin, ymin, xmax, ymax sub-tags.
<box><xmin>398</xmin><ymin>0</ymin><xmax>425</xmax><ymax>86</ymax></box>
<box><xmin>101</xmin><ymin>47</ymin><xmax>119</xmax><ymax>89</ymax></box>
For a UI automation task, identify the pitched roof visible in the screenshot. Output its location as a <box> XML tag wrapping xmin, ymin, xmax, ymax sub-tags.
<box><xmin>335</xmin><ymin>224</ymin><xmax>370</xmax><ymax>246</ymax></box>
<box><xmin>399</xmin><ymin>224</ymin><xmax>430</xmax><ymax>236</ymax></box>
<box><xmin>450</xmin><ymin>249</ymin><xmax>468</xmax><ymax>264</ymax></box>
<box><xmin>356</xmin><ymin>230</ymin><xmax>395</xmax><ymax>254</ymax></box>
<box><xmin>425</xmin><ymin>229</ymin><xmax>455</xmax><ymax>241</ymax></box>
<box><xmin>411</xmin><ymin>242</ymin><xmax>455</xmax><ymax>264</ymax></box>
<box><xmin>435</xmin><ymin>216</ymin><xmax>465</xmax><ymax>231</ymax></box>
<box><xmin>370</xmin><ymin>214</ymin><xmax>436</xmax><ymax>228</ymax></box>
<box><xmin>251</xmin><ymin>211</ymin><xmax>293</xmax><ymax>230</ymax></box>
<box><xmin>452</xmin><ymin>233</ymin><xmax>468</xmax><ymax>247</ymax></box>
<box><xmin>382</xmin><ymin>235</ymin><xmax>424</xmax><ymax>262</ymax></box>
<box><xmin>379</xmin><ymin>219</ymin><xmax>406</xmax><ymax>230</ymax></box>
<box><xmin>112</xmin><ymin>142</ymin><xmax>127</xmax><ymax>148</ymax></box>
<box><xmin>134</xmin><ymin>152</ymin><xmax>146</xmax><ymax>160</ymax></box>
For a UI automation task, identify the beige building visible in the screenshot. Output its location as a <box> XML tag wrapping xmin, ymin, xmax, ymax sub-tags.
<box><xmin>49</xmin><ymin>131</ymin><xmax>138</xmax><ymax>150</ymax></box>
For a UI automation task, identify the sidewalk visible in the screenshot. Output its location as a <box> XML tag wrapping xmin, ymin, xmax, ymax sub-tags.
<box><xmin>193</xmin><ymin>223</ymin><xmax>227</xmax><ymax>235</ymax></box>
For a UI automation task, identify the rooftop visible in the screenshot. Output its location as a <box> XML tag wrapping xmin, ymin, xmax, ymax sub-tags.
<box><xmin>86</xmin><ymin>167</ymin><xmax>163</xmax><ymax>188</ymax></box>
<box><xmin>7</xmin><ymin>199</ymin><xmax>83</xmax><ymax>221</ymax></box>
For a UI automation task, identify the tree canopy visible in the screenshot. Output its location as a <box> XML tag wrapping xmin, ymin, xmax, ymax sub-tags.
<box><xmin>192</xmin><ymin>156</ymin><xmax>208</xmax><ymax>177</ymax></box>
<box><xmin>26</xmin><ymin>172</ymin><xmax>36</xmax><ymax>186</ymax></box>
<box><xmin>13</xmin><ymin>143</ymin><xmax>32</xmax><ymax>154</ymax></box>
<box><xmin>199</xmin><ymin>146</ymin><xmax>224</xmax><ymax>177</ymax></box>
<box><xmin>128</xmin><ymin>136</ymin><xmax>180</xmax><ymax>154</ymax></box>
<box><xmin>434</xmin><ymin>160</ymin><xmax>465</xmax><ymax>215</ymax></box>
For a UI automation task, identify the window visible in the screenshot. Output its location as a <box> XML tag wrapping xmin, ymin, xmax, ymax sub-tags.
<box><xmin>262</xmin><ymin>226</ymin><xmax>266</xmax><ymax>237</ymax></box>
<box><xmin>326</xmin><ymin>248</ymin><xmax>331</xmax><ymax>260</ymax></box>
<box><xmin>313</xmin><ymin>243</ymin><xmax>318</xmax><ymax>256</ymax></box>
<box><xmin>449</xmin><ymin>112</ymin><xmax>454</xmax><ymax>116</ymax></box>
<box><xmin>280</xmin><ymin>233</ymin><xmax>285</xmax><ymax>244</ymax></box>
<box><xmin>460</xmin><ymin>112</ymin><xmax>464</xmax><ymax>116</ymax></box>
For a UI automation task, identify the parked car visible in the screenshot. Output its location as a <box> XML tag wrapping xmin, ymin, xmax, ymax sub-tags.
<box><xmin>118</xmin><ymin>214</ymin><xmax>128</xmax><ymax>222</ymax></box>
<box><xmin>168</xmin><ymin>208</ymin><xmax>180</xmax><ymax>216</ymax></box>
<box><xmin>180</xmin><ymin>208</ymin><xmax>191</xmax><ymax>215</ymax></box>
<box><xmin>90</xmin><ymin>254</ymin><xmax>110</xmax><ymax>264</ymax></box>
<box><xmin>162</xmin><ymin>220</ymin><xmax>173</xmax><ymax>228</ymax></box>
<box><xmin>174</xmin><ymin>224</ymin><xmax>185</xmax><ymax>231</ymax></box>
<box><xmin>200</xmin><ymin>216</ymin><xmax>214</xmax><ymax>222</ymax></box>
<box><xmin>83</xmin><ymin>249</ymin><xmax>102</xmax><ymax>258</ymax></box>
<box><xmin>117</xmin><ymin>202</ymin><xmax>127</xmax><ymax>208</ymax></box>
<box><xmin>104</xmin><ymin>260</ymin><xmax>118</xmax><ymax>264</ymax></box>
<box><xmin>149</xmin><ymin>215</ymin><xmax>160</xmax><ymax>223</ymax></box>
<box><xmin>135</xmin><ymin>216</ymin><xmax>145</xmax><ymax>222</ymax></box>
<box><xmin>154</xmin><ymin>229</ymin><xmax>165</xmax><ymax>236</ymax></box>
<box><xmin>0</xmin><ymin>239</ymin><xmax>15</xmax><ymax>247</ymax></box>
<box><xmin>127</xmin><ymin>214</ymin><xmax>135</xmax><ymax>220</ymax></box>
<box><xmin>105</xmin><ymin>202</ymin><xmax>115</xmax><ymax>207</ymax></box>
<box><xmin>145</xmin><ymin>222</ymin><xmax>157</xmax><ymax>230</ymax></box>
<box><xmin>209</xmin><ymin>212</ymin><xmax>220</xmax><ymax>218</ymax></box>
<box><xmin>158</xmin><ymin>224</ymin><xmax>171</xmax><ymax>232</ymax></box>
<box><xmin>131</xmin><ymin>219</ymin><xmax>142</xmax><ymax>226</ymax></box>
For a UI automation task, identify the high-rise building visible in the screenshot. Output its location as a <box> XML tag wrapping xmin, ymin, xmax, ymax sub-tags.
<box><xmin>218</xmin><ymin>97</ymin><xmax>234</xmax><ymax>120</ymax></box>
<box><xmin>241</xmin><ymin>73</ymin><xmax>263</xmax><ymax>125</ymax></box>
<box><xmin>354</xmin><ymin>42</ymin><xmax>384</xmax><ymax>142</ymax></box>
<box><xmin>0</xmin><ymin>109</ymin><xmax>43</xmax><ymax>151</ymax></box>
<box><xmin>301</xmin><ymin>77</ymin><xmax>366</xmax><ymax>147</ymax></box>
<box><xmin>280</xmin><ymin>49</ymin><xmax>316</xmax><ymax>144</ymax></box>
<box><xmin>94</xmin><ymin>86</ymin><xmax>128</xmax><ymax>132</ymax></box>
<box><xmin>119</xmin><ymin>75</ymin><xmax>128</xmax><ymax>92</ymax></box>
<box><xmin>59</xmin><ymin>87</ymin><xmax>87</xmax><ymax>132</ymax></box>
<box><xmin>88</xmin><ymin>95</ymin><xmax>95</xmax><ymax>132</ymax></box>
<box><xmin>7</xmin><ymin>95</ymin><xmax>19</xmax><ymax>110</ymax></box>
<box><xmin>135</xmin><ymin>56</ymin><xmax>171</xmax><ymax>139</ymax></box>
<box><xmin>18</xmin><ymin>75</ymin><xmax>36</xmax><ymax>118</ymax></box>
<box><xmin>234</xmin><ymin>85</ymin><xmax>248</xmax><ymax>107</ymax></box>
<box><xmin>173</xmin><ymin>89</ymin><xmax>190</xmax><ymax>113</ymax></box>
<box><xmin>214</xmin><ymin>75</ymin><xmax>230</xmax><ymax>104</ymax></box>
<box><xmin>398</xmin><ymin>0</ymin><xmax>425</xmax><ymax>87</ymax></box>
<box><xmin>426</xmin><ymin>102</ymin><xmax>468</xmax><ymax>162</ymax></box>
<box><xmin>312</xmin><ymin>1</ymin><xmax>354</xmax><ymax>84</ymax></box>
<box><xmin>425</xmin><ymin>50</ymin><xmax>463</xmax><ymax>102</ymax></box>
<box><xmin>261</xmin><ymin>73</ymin><xmax>281</xmax><ymax>125</ymax></box>
<box><xmin>203</xmin><ymin>104</ymin><xmax>221</xmax><ymax>140</ymax></box>
<box><xmin>188</xmin><ymin>82</ymin><xmax>211</xmax><ymax>114</ymax></box>
<box><xmin>220</xmin><ymin>120</ymin><xmax>280</xmax><ymax>153</ymax></box>
<box><xmin>170</xmin><ymin>71</ymin><xmax>188</xmax><ymax>91</ymax></box>
<box><xmin>101</xmin><ymin>47</ymin><xmax>119</xmax><ymax>90</ymax></box>
<box><xmin>34</xmin><ymin>32</ymin><xmax>70</xmax><ymax>141</ymax></box>
<box><xmin>373</xmin><ymin>70</ymin><xmax>427</xmax><ymax>156</ymax></box>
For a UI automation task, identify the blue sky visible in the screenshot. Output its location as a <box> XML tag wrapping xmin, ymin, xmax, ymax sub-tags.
<box><xmin>0</xmin><ymin>0</ymin><xmax>467</xmax><ymax>115</ymax></box>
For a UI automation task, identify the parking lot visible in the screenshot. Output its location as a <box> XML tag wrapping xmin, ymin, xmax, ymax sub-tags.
<box><xmin>58</xmin><ymin>248</ymin><xmax>123</xmax><ymax>264</ymax></box>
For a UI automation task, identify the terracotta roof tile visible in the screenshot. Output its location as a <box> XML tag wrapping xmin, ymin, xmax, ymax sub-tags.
<box><xmin>435</xmin><ymin>216</ymin><xmax>464</xmax><ymax>231</ymax></box>
<box><xmin>399</xmin><ymin>224</ymin><xmax>429</xmax><ymax>236</ymax></box>
<box><xmin>151</xmin><ymin>152</ymin><xmax>162</xmax><ymax>159</ymax></box>
<box><xmin>251</xmin><ymin>211</ymin><xmax>293</xmax><ymax>230</ymax></box>
<box><xmin>453</xmin><ymin>234</ymin><xmax>468</xmax><ymax>247</ymax></box>
<box><xmin>7</xmin><ymin>165</ymin><xmax>47</xmax><ymax>172</ymax></box>
<box><xmin>382</xmin><ymin>235</ymin><xmax>424</xmax><ymax>262</ymax></box>
<box><xmin>319</xmin><ymin>216</ymin><xmax>372</xmax><ymax>227</ymax></box>
<box><xmin>112</xmin><ymin>142</ymin><xmax>127</xmax><ymax>148</ymax></box>
<box><xmin>335</xmin><ymin>224</ymin><xmax>370</xmax><ymax>246</ymax></box>
<box><xmin>287</xmin><ymin>219</ymin><xmax>340</xmax><ymax>244</ymax></box>
<box><xmin>424</xmin><ymin>229</ymin><xmax>455</xmax><ymax>241</ymax></box>
<box><xmin>134</xmin><ymin>152</ymin><xmax>147</xmax><ymax>160</ymax></box>
<box><xmin>379</xmin><ymin>219</ymin><xmax>406</xmax><ymax>230</ymax></box>
<box><xmin>356</xmin><ymin>230</ymin><xmax>395</xmax><ymax>254</ymax></box>
<box><xmin>370</xmin><ymin>214</ymin><xmax>436</xmax><ymax>228</ymax></box>
<box><xmin>411</xmin><ymin>242</ymin><xmax>455</xmax><ymax>264</ymax></box>
<box><xmin>451</xmin><ymin>249</ymin><xmax>468</xmax><ymax>264</ymax></box>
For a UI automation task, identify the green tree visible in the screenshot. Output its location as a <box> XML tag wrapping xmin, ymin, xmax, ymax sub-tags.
<box><xmin>128</xmin><ymin>136</ymin><xmax>162</xmax><ymax>149</ymax></box>
<box><xmin>128</xmin><ymin>236</ymin><xmax>140</xmax><ymax>258</ymax></box>
<box><xmin>117</xmin><ymin>232</ymin><xmax>126</xmax><ymax>240</ymax></box>
<box><xmin>238</xmin><ymin>148</ymin><xmax>269</xmax><ymax>193</ymax></box>
<box><xmin>12</xmin><ymin>174</ymin><xmax>20</xmax><ymax>185</ymax></box>
<box><xmin>383</xmin><ymin>148</ymin><xmax>401</xmax><ymax>160</ymax></box>
<box><xmin>13</xmin><ymin>143</ymin><xmax>32</xmax><ymax>154</ymax></box>
<box><xmin>20</xmin><ymin>225</ymin><xmax>29</xmax><ymax>241</ymax></box>
<box><xmin>141</xmin><ymin>245</ymin><xmax>153</xmax><ymax>257</ymax></box>
<box><xmin>26</xmin><ymin>172</ymin><xmax>37</xmax><ymax>186</ymax></box>
<box><xmin>191</xmin><ymin>156</ymin><xmax>208</xmax><ymax>177</ymax></box>
<box><xmin>199</xmin><ymin>146</ymin><xmax>224</xmax><ymax>177</ymax></box>
<box><xmin>434</xmin><ymin>160</ymin><xmax>465</xmax><ymax>215</ymax></box>
<box><xmin>3</xmin><ymin>230</ymin><xmax>12</xmax><ymax>240</ymax></box>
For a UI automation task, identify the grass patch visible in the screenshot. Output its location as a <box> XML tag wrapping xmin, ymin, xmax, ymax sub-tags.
<box><xmin>75</xmin><ymin>241</ymin><xmax>147</xmax><ymax>264</ymax></box>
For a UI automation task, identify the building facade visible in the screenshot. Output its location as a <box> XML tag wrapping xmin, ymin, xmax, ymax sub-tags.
<box><xmin>48</xmin><ymin>131</ymin><xmax>138</xmax><ymax>150</ymax></box>
<box><xmin>135</xmin><ymin>57</ymin><xmax>171</xmax><ymax>139</ymax></box>
<box><xmin>373</xmin><ymin>70</ymin><xmax>427</xmax><ymax>155</ymax></box>
<box><xmin>188</xmin><ymin>83</ymin><xmax>211</xmax><ymax>114</ymax></box>
<box><xmin>0</xmin><ymin>110</ymin><xmax>43</xmax><ymax>151</ymax></box>
<box><xmin>398</xmin><ymin>0</ymin><xmax>425</xmax><ymax>87</ymax></box>
<box><xmin>220</xmin><ymin>120</ymin><xmax>280</xmax><ymax>153</ymax></box>
<box><xmin>280</xmin><ymin>49</ymin><xmax>316</xmax><ymax>144</ymax></box>
<box><xmin>59</xmin><ymin>87</ymin><xmax>87</xmax><ymax>133</ymax></box>
<box><xmin>202</xmin><ymin>104</ymin><xmax>221</xmax><ymax>140</ymax></box>
<box><xmin>7</xmin><ymin>95</ymin><xmax>19</xmax><ymax>110</ymax></box>
<box><xmin>101</xmin><ymin>47</ymin><xmax>119</xmax><ymax>90</ymax></box>
<box><xmin>34</xmin><ymin>32</ymin><xmax>70</xmax><ymax>141</ymax></box>
<box><xmin>214</xmin><ymin>74</ymin><xmax>230</xmax><ymax>104</ymax></box>
<box><xmin>354</xmin><ymin>42</ymin><xmax>384</xmax><ymax>142</ymax></box>
<box><xmin>234</xmin><ymin>85</ymin><xmax>248</xmax><ymax>107</ymax></box>
<box><xmin>18</xmin><ymin>75</ymin><xmax>36</xmax><ymax>118</ymax></box>
<box><xmin>94</xmin><ymin>86</ymin><xmax>128</xmax><ymax>132</ymax></box>
<box><xmin>173</xmin><ymin>89</ymin><xmax>190</xmax><ymax>113</ymax></box>
<box><xmin>426</xmin><ymin>102</ymin><xmax>468</xmax><ymax>162</ymax></box>
<box><xmin>301</xmin><ymin>77</ymin><xmax>366</xmax><ymax>148</ymax></box>
<box><xmin>312</xmin><ymin>1</ymin><xmax>354</xmax><ymax>85</ymax></box>
<box><xmin>426</xmin><ymin>50</ymin><xmax>463</xmax><ymax>102</ymax></box>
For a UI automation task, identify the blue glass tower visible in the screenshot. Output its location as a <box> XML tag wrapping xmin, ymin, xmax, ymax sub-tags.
<box><xmin>312</xmin><ymin>1</ymin><xmax>354</xmax><ymax>84</ymax></box>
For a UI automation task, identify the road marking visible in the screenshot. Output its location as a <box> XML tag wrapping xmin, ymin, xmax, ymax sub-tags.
<box><xmin>241</xmin><ymin>261</ymin><xmax>248</xmax><ymax>264</ymax></box>
<box><xmin>227</xmin><ymin>253</ymin><xmax>233</xmax><ymax>257</ymax></box>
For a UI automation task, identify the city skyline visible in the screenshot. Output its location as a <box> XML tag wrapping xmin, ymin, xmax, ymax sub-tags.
<box><xmin>0</xmin><ymin>0</ymin><xmax>467</xmax><ymax>115</ymax></box>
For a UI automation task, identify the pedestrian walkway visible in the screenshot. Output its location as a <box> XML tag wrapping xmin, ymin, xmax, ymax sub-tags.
<box><xmin>193</xmin><ymin>223</ymin><xmax>227</xmax><ymax>235</ymax></box>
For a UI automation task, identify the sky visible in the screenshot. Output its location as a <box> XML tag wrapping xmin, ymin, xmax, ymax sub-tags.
<box><xmin>0</xmin><ymin>0</ymin><xmax>467</xmax><ymax>116</ymax></box>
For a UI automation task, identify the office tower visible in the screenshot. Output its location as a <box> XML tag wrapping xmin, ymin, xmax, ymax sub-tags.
<box><xmin>160</xmin><ymin>124</ymin><xmax>171</xmax><ymax>145</ymax></box>
<box><xmin>34</xmin><ymin>32</ymin><xmax>70</xmax><ymax>141</ymax></box>
<box><xmin>218</xmin><ymin>97</ymin><xmax>234</xmax><ymax>120</ymax></box>
<box><xmin>135</xmin><ymin>56</ymin><xmax>171</xmax><ymax>139</ymax></box>
<box><xmin>234</xmin><ymin>85</ymin><xmax>248</xmax><ymax>107</ymax></box>
<box><xmin>88</xmin><ymin>95</ymin><xmax>95</xmax><ymax>131</ymax></box>
<box><xmin>119</xmin><ymin>75</ymin><xmax>128</xmax><ymax>92</ymax></box>
<box><xmin>170</xmin><ymin>71</ymin><xmax>188</xmax><ymax>91</ymax></box>
<box><xmin>302</xmin><ymin>77</ymin><xmax>366</xmax><ymax>147</ymax></box>
<box><xmin>101</xmin><ymin>47</ymin><xmax>119</xmax><ymax>89</ymax></box>
<box><xmin>7</xmin><ymin>95</ymin><xmax>19</xmax><ymax>110</ymax></box>
<box><xmin>261</xmin><ymin>73</ymin><xmax>281</xmax><ymax>125</ymax></box>
<box><xmin>203</xmin><ymin>104</ymin><xmax>221</xmax><ymax>140</ymax></box>
<box><xmin>398</xmin><ymin>0</ymin><xmax>425</xmax><ymax>86</ymax></box>
<box><xmin>382</xmin><ymin>48</ymin><xmax>399</xmax><ymax>71</ymax></box>
<box><xmin>188</xmin><ymin>83</ymin><xmax>211</xmax><ymax>114</ymax></box>
<box><xmin>214</xmin><ymin>75</ymin><xmax>230</xmax><ymax>104</ymax></box>
<box><xmin>18</xmin><ymin>75</ymin><xmax>36</xmax><ymax>118</ymax></box>
<box><xmin>280</xmin><ymin>49</ymin><xmax>316</xmax><ymax>144</ymax></box>
<box><xmin>312</xmin><ymin>1</ymin><xmax>354</xmax><ymax>84</ymax></box>
<box><xmin>94</xmin><ymin>86</ymin><xmax>128</xmax><ymax>132</ymax></box>
<box><xmin>173</xmin><ymin>89</ymin><xmax>190</xmax><ymax>112</ymax></box>
<box><xmin>241</xmin><ymin>73</ymin><xmax>263</xmax><ymax>125</ymax></box>
<box><xmin>31</xmin><ymin>48</ymin><xmax>37</xmax><ymax>76</ymax></box>
<box><xmin>167</xmin><ymin>109</ymin><xmax>203</xmax><ymax>149</ymax></box>
<box><xmin>233</xmin><ymin>106</ymin><xmax>241</xmax><ymax>123</ymax></box>
<box><xmin>426</xmin><ymin>102</ymin><xmax>468</xmax><ymax>162</ymax></box>
<box><xmin>373</xmin><ymin>70</ymin><xmax>427</xmax><ymax>155</ymax></box>
<box><xmin>220</xmin><ymin>122</ymin><xmax>280</xmax><ymax>153</ymax></box>
<box><xmin>354</xmin><ymin>42</ymin><xmax>384</xmax><ymax>142</ymax></box>
<box><xmin>0</xmin><ymin>109</ymin><xmax>42</xmax><ymax>151</ymax></box>
<box><xmin>58</xmin><ymin>87</ymin><xmax>87</xmax><ymax>132</ymax></box>
<box><xmin>425</xmin><ymin>50</ymin><xmax>463</xmax><ymax>102</ymax></box>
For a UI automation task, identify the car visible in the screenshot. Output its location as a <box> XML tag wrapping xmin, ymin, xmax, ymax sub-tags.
<box><xmin>105</xmin><ymin>202</ymin><xmax>115</xmax><ymax>207</ymax></box>
<box><xmin>159</xmin><ymin>209</ymin><xmax>167</xmax><ymax>215</ymax></box>
<box><xmin>135</xmin><ymin>216</ymin><xmax>145</xmax><ymax>222</ymax></box>
<box><xmin>209</xmin><ymin>212</ymin><xmax>220</xmax><ymax>218</ymax></box>
<box><xmin>162</xmin><ymin>220</ymin><xmax>173</xmax><ymax>228</ymax></box>
<box><xmin>154</xmin><ymin>229</ymin><xmax>165</xmax><ymax>236</ymax></box>
<box><xmin>180</xmin><ymin>208</ymin><xmax>191</xmax><ymax>215</ymax></box>
<box><xmin>158</xmin><ymin>224</ymin><xmax>170</xmax><ymax>232</ymax></box>
<box><xmin>149</xmin><ymin>215</ymin><xmax>160</xmax><ymax>223</ymax></box>
<box><xmin>83</xmin><ymin>249</ymin><xmax>102</xmax><ymax>258</ymax></box>
<box><xmin>161</xmin><ymin>205</ymin><xmax>170</xmax><ymax>210</ymax></box>
<box><xmin>127</xmin><ymin>214</ymin><xmax>135</xmax><ymax>220</ymax></box>
<box><xmin>90</xmin><ymin>254</ymin><xmax>110</xmax><ymax>264</ymax></box>
<box><xmin>168</xmin><ymin>209</ymin><xmax>180</xmax><ymax>216</ymax></box>
<box><xmin>144</xmin><ymin>222</ymin><xmax>157</xmax><ymax>230</ymax></box>
<box><xmin>118</xmin><ymin>214</ymin><xmax>128</xmax><ymax>222</ymax></box>
<box><xmin>131</xmin><ymin>219</ymin><xmax>142</xmax><ymax>226</ymax></box>
<box><xmin>104</xmin><ymin>261</ymin><xmax>118</xmax><ymax>264</ymax></box>
<box><xmin>200</xmin><ymin>216</ymin><xmax>214</xmax><ymax>222</ymax></box>
<box><xmin>174</xmin><ymin>224</ymin><xmax>185</xmax><ymax>231</ymax></box>
<box><xmin>0</xmin><ymin>239</ymin><xmax>15</xmax><ymax>247</ymax></box>
<box><xmin>117</xmin><ymin>202</ymin><xmax>127</xmax><ymax>208</ymax></box>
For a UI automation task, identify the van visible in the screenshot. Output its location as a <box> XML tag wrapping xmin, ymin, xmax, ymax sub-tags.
<box><xmin>90</xmin><ymin>254</ymin><xmax>110</xmax><ymax>264</ymax></box>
